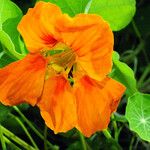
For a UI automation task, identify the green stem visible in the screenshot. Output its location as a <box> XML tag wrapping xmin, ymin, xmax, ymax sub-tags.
<box><xmin>111</xmin><ymin>114</ymin><xmax>118</xmax><ymax>141</ymax></box>
<box><xmin>44</xmin><ymin>126</ymin><xmax>48</xmax><ymax>150</ymax></box>
<box><xmin>142</xmin><ymin>77</ymin><xmax>150</xmax><ymax>88</ymax></box>
<box><xmin>113</xmin><ymin>113</ymin><xmax>128</xmax><ymax>123</ymax></box>
<box><xmin>0</xmin><ymin>125</ymin><xmax>6</xmax><ymax>150</ymax></box>
<box><xmin>13</xmin><ymin>106</ymin><xmax>59</xmax><ymax>150</ymax></box>
<box><xmin>3</xmin><ymin>136</ymin><xmax>21</xmax><ymax>150</ymax></box>
<box><xmin>133</xmin><ymin>57</ymin><xmax>138</xmax><ymax>74</ymax></box>
<box><xmin>9</xmin><ymin>113</ymin><xmax>39</xmax><ymax>150</ymax></box>
<box><xmin>137</xmin><ymin>64</ymin><xmax>150</xmax><ymax>88</ymax></box>
<box><xmin>102</xmin><ymin>129</ymin><xmax>112</xmax><ymax>139</ymax></box>
<box><xmin>129</xmin><ymin>135</ymin><xmax>135</xmax><ymax>150</ymax></box>
<box><xmin>132</xmin><ymin>20</ymin><xmax>149</xmax><ymax>64</ymax></box>
<box><xmin>1</xmin><ymin>125</ymin><xmax>35</xmax><ymax>150</ymax></box>
<box><xmin>78</xmin><ymin>131</ymin><xmax>87</xmax><ymax>150</ymax></box>
<box><xmin>132</xmin><ymin>20</ymin><xmax>142</xmax><ymax>40</ymax></box>
<box><xmin>122</xmin><ymin>41</ymin><xmax>144</xmax><ymax>63</ymax></box>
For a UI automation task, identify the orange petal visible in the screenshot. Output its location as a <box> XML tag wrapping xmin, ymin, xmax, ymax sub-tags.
<box><xmin>55</xmin><ymin>14</ymin><xmax>114</xmax><ymax>81</ymax></box>
<box><xmin>38</xmin><ymin>75</ymin><xmax>77</xmax><ymax>134</ymax></box>
<box><xmin>74</xmin><ymin>76</ymin><xmax>125</xmax><ymax>137</ymax></box>
<box><xmin>99</xmin><ymin>77</ymin><xmax>126</xmax><ymax>112</ymax></box>
<box><xmin>0</xmin><ymin>54</ymin><xmax>47</xmax><ymax>106</ymax></box>
<box><xmin>18</xmin><ymin>2</ymin><xmax>61</xmax><ymax>53</ymax></box>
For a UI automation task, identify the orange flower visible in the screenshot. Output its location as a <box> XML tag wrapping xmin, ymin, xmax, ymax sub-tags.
<box><xmin>0</xmin><ymin>2</ymin><xmax>126</xmax><ymax>137</ymax></box>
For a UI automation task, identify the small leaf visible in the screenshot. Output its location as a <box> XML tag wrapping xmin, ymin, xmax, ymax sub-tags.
<box><xmin>88</xmin><ymin>0</ymin><xmax>136</xmax><ymax>31</ymax></box>
<box><xmin>110</xmin><ymin>52</ymin><xmax>137</xmax><ymax>96</ymax></box>
<box><xmin>43</xmin><ymin>0</ymin><xmax>90</xmax><ymax>16</ymax></box>
<box><xmin>125</xmin><ymin>92</ymin><xmax>150</xmax><ymax>142</ymax></box>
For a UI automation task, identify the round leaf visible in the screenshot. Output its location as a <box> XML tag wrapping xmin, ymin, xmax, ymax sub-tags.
<box><xmin>125</xmin><ymin>92</ymin><xmax>150</xmax><ymax>142</ymax></box>
<box><xmin>88</xmin><ymin>0</ymin><xmax>136</xmax><ymax>31</ymax></box>
<box><xmin>43</xmin><ymin>0</ymin><xmax>89</xmax><ymax>16</ymax></box>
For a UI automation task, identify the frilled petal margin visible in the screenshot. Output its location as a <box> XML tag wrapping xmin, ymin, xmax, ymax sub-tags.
<box><xmin>0</xmin><ymin>54</ymin><xmax>47</xmax><ymax>106</ymax></box>
<box><xmin>17</xmin><ymin>1</ymin><xmax>61</xmax><ymax>53</ymax></box>
<box><xmin>74</xmin><ymin>76</ymin><xmax>126</xmax><ymax>137</ymax></box>
<box><xmin>55</xmin><ymin>14</ymin><xmax>114</xmax><ymax>81</ymax></box>
<box><xmin>18</xmin><ymin>2</ymin><xmax>114</xmax><ymax>81</ymax></box>
<box><xmin>37</xmin><ymin>75</ymin><xmax>77</xmax><ymax>134</ymax></box>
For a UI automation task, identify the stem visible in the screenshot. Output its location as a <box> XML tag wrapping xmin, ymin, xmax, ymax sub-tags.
<box><xmin>132</xmin><ymin>20</ymin><xmax>142</xmax><ymax>40</ymax></box>
<box><xmin>9</xmin><ymin>113</ymin><xmax>39</xmax><ymax>150</ymax></box>
<box><xmin>78</xmin><ymin>131</ymin><xmax>87</xmax><ymax>150</ymax></box>
<box><xmin>113</xmin><ymin>112</ymin><xmax>128</xmax><ymax>123</ymax></box>
<box><xmin>1</xmin><ymin>125</ymin><xmax>35</xmax><ymax>150</ymax></box>
<box><xmin>122</xmin><ymin>41</ymin><xmax>144</xmax><ymax>63</ymax></box>
<box><xmin>132</xmin><ymin>20</ymin><xmax>149</xmax><ymax>64</ymax></box>
<box><xmin>44</xmin><ymin>126</ymin><xmax>48</xmax><ymax>150</ymax></box>
<box><xmin>102</xmin><ymin>129</ymin><xmax>112</xmax><ymax>139</ymax></box>
<box><xmin>3</xmin><ymin>136</ymin><xmax>21</xmax><ymax>150</ymax></box>
<box><xmin>129</xmin><ymin>135</ymin><xmax>135</xmax><ymax>150</ymax></box>
<box><xmin>137</xmin><ymin>64</ymin><xmax>150</xmax><ymax>88</ymax></box>
<box><xmin>111</xmin><ymin>114</ymin><xmax>118</xmax><ymax>141</ymax></box>
<box><xmin>142</xmin><ymin>77</ymin><xmax>150</xmax><ymax>88</ymax></box>
<box><xmin>13</xmin><ymin>106</ymin><xmax>59</xmax><ymax>150</ymax></box>
<box><xmin>0</xmin><ymin>125</ymin><xmax>6</xmax><ymax>150</ymax></box>
<box><xmin>133</xmin><ymin>57</ymin><xmax>138</xmax><ymax>75</ymax></box>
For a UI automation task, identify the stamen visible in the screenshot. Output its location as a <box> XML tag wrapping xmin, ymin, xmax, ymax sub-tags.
<box><xmin>44</xmin><ymin>42</ymin><xmax>76</xmax><ymax>74</ymax></box>
<box><xmin>49</xmin><ymin>48</ymin><xmax>75</xmax><ymax>65</ymax></box>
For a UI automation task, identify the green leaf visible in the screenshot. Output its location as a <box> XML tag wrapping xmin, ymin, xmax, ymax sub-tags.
<box><xmin>0</xmin><ymin>0</ymin><xmax>22</xmax><ymax>29</ymax></box>
<box><xmin>88</xmin><ymin>0</ymin><xmax>136</xmax><ymax>31</ymax></box>
<box><xmin>0</xmin><ymin>53</ymin><xmax>15</xmax><ymax>68</ymax></box>
<box><xmin>43</xmin><ymin>0</ymin><xmax>90</xmax><ymax>16</ymax></box>
<box><xmin>0</xmin><ymin>0</ymin><xmax>26</xmax><ymax>59</ymax></box>
<box><xmin>125</xmin><ymin>92</ymin><xmax>150</xmax><ymax>142</ymax></box>
<box><xmin>3</xmin><ymin>17</ymin><xmax>26</xmax><ymax>54</ymax></box>
<box><xmin>0</xmin><ymin>30</ymin><xmax>15</xmax><ymax>53</ymax></box>
<box><xmin>0</xmin><ymin>30</ymin><xmax>24</xmax><ymax>59</ymax></box>
<box><xmin>110</xmin><ymin>51</ymin><xmax>137</xmax><ymax>96</ymax></box>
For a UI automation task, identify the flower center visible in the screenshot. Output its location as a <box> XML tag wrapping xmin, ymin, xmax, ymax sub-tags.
<box><xmin>42</xmin><ymin>42</ymin><xmax>76</xmax><ymax>76</ymax></box>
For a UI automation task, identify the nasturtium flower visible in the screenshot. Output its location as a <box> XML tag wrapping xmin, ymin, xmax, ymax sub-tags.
<box><xmin>0</xmin><ymin>2</ymin><xmax>126</xmax><ymax>137</ymax></box>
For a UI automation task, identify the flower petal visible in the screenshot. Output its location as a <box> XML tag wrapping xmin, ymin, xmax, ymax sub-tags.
<box><xmin>74</xmin><ymin>76</ymin><xmax>125</xmax><ymax>137</ymax></box>
<box><xmin>38</xmin><ymin>75</ymin><xmax>77</xmax><ymax>134</ymax></box>
<box><xmin>55</xmin><ymin>14</ymin><xmax>114</xmax><ymax>81</ymax></box>
<box><xmin>0</xmin><ymin>54</ymin><xmax>47</xmax><ymax>106</ymax></box>
<box><xmin>18</xmin><ymin>2</ymin><xmax>61</xmax><ymax>53</ymax></box>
